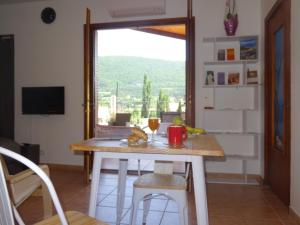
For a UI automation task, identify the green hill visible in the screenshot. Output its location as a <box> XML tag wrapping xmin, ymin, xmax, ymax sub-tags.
<box><xmin>95</xmin><ymin>56</ymin><xmax>185</xmax><ymax>99</ymax></box>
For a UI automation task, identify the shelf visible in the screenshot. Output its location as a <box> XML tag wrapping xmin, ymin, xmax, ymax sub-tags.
<box><xmin>207</xmin><ymin>131</ymin><xmax>260</xmax><ymax>136</ymax></box>
<box><xmin>226</xmin><ymin>154</ymin><xmax>258</xmax><ymax>160</ymax></box>
<box><xmin>204</xmin><ymin>59</ymin><xmax>258</xmax><ymax>65</ymax></box>
<box><xmin>204</xmin><ymin>108</ymin><xmax>257</xmax><ymax>111</ymax></box>
<box><xmin>203</xmin><ymin>84</ymin><xmax>261</xmax><ymax>88</ymax></box>
<box><xmin>203</xmin><ymin>35</ymin><xmax>259</xmax><ymax>43</ymax></box>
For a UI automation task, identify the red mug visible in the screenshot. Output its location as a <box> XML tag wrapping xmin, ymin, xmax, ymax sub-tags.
<box><xmin>167</xmin><ymin>125</ymin><xmax>187</xmax><ymax>147</ymax></box>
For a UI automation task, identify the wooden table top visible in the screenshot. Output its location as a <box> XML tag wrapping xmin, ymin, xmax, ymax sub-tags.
<box><xmin>70</xmin><ymin>135</ymin><xmax>224</xmax><ymax>157</ymax></box>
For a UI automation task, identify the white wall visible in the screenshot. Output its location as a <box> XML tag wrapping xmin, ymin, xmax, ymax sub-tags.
<box><xmin>0</xmin><ymin>0</ymin><xmax>263</xmax><ymax>174</ymax></box>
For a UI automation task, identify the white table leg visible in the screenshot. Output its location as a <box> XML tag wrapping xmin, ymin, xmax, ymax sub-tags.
<box><xmin>192</xmin><ymin>156</ymin><xmax>209</xmax><ymax>225</ymax></box>
<box><xmin>89</xmin><ymin>152</ymin><xmax>102</xmax><ymax>217</ymax></box>
<box><xmin>116</xmin><ymin>159</ymin><xmax>128</xmax><ymax>225</ymax></box>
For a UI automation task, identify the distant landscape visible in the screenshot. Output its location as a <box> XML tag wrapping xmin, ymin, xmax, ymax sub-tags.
<box><xmin>96</xmin><ymin>56</ymin><xmax>185</xmax><ymax>98</ymax></box>
<box><xmin>95</xmin><ymin>56</ymin><xmax>186</xmax><ymax>124</ymax></box>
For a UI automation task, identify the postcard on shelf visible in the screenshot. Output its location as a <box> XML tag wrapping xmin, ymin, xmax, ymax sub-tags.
<box><xmin>228</xmin><ymin>72</ymin><xmax>240</xmax><ymax>85</ymax></box>
<box><xmin>217</xmin><ymin>49</ymin><xmax>225</xmax><ymax>61</ymax></box>
<box><xmin>247</xmin><ymin>70</ymin><xmax>258</xmax><ymax>84</ymax></box>
<box><xmin>227</xmin><ymin>48</ymin><xmax>235</xmax><ymax>60</ymax></box>
<box><xmin>205</xmin><ymin>71</ymin><xmax>215</xmax><ymax>85</ymax></box>
<box><xmin>240</xmin><ymin>38</ymin><xmax>257</xmax><ymax>60</ymax></box>
<box><xmin>217</xmin><ymin>72</ymin><xmax>225</xmax><ymax>85</ymax></box>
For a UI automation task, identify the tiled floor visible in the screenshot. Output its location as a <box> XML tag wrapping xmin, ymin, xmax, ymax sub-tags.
<box><xmin>18</xmin><ymin>168</ymin><xmax>300</xmax><ymax>225</ymax></box>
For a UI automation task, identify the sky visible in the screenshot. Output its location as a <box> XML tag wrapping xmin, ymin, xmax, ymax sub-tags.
<box><xmin>97</xmin><ymin>29</ymin><xmax>186</xmax><ymax>62</ymax></box>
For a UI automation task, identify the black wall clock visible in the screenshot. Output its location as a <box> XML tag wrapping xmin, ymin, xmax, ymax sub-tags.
<box><xmin>41</xmin><ymin>7</ymin><xmax>56</xmax><ymax>24</ymax></box>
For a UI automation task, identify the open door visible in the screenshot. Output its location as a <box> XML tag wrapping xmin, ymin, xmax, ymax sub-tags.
<box><xmin>265</xmin><ymin>0</ymin><xmax>291</xmax><ymax>205</ymax></box>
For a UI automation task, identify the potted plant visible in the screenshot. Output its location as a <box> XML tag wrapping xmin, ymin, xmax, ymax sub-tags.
<box><xmin>224</xmin><ymin>0</ymin><xmax>238</xmax><ymax>36</ymax></box>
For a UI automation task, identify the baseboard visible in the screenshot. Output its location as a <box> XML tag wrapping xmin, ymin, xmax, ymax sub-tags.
<box><xmin>290</xmin><ymin>207</ymin><xmax>300</xmax><ymax>224</ymax></box>
<box><xmin>206</xmin><ymin>172</ymin><xmax>262</xmax><ymax>185</ymax></box>
<box><xmin>48</xmin><ymin>163</ymin><xmax>84</xmax><ymax>171</ymax></box>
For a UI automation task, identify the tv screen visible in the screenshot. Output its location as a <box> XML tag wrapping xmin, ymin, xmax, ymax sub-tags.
<box><xmin>22</xmin><ymin>87</ymin><xmax>65</xmax><ymax>115</ymax></box>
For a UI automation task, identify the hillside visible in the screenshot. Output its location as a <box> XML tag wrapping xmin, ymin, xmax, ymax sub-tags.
<box><xmin>95</xmin><ymin>56</ymin><xmax>185</xmax><ymax>98</ymax></box>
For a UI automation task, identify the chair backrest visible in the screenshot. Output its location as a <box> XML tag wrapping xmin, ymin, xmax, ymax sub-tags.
<box><xmin>0</xmin><ymin>155</ymin><xmax>9</xmax><ymax>177</ymax></box>
<box><xmin>0</xmin><ymin>159</ymin><xmax>15</xmax><ymax>225</ymax></box>
<box><xmin>95</xmin><ymin>124</ymin><xmax>131</xmax><ymax>138</ymax></box>
<box><xmin>160</xmin><ymin>112</ymin><xmax>181</xmax><ymax>123</ymax></box>
<box><xmin>154</xmin><ymin>160</ymin><xmax>174</xmax><ymax>175</ymax></box>
<box><xmin>114</xmin><ymin>113</ymin><xmax>131</xmax><ymax>126</ymax></box>
<box><xmin>0</xmin><ymin>146</ymin><xmax>69</xmax><ymax>225</ymax></box>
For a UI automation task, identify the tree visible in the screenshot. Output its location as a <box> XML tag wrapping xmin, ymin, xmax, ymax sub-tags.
<box><xmin>156</xmin><ymin>89</ymin><xmax>170</xmax><ymax>117</ymax></box>
<box><xmin>141</xmin><ymin>74</ymin><xmax>151</xmax><ymax>118</ymax></box>
<box><xmin>177</xmin><ymin>100</ymin><xmax>182</xmax><ymax>113</ymax></box>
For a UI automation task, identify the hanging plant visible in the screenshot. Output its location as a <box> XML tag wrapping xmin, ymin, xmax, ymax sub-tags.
<box><xmin>224</xmin><ymin>0</ymin><xmax>238</xmax><ymax>36</ymax></box>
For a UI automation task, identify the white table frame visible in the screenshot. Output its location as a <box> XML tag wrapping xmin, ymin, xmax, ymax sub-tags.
<box><xmin>88</xmin><ymin>152</ymin><xmax>208</xmax><ymax>225</ymax></box>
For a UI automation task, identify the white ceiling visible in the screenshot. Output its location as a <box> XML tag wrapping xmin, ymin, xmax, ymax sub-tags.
<box><xmin>0</xmin><ymin>0</ymin><xmax>46</xmax><ymax>5</ymax></box>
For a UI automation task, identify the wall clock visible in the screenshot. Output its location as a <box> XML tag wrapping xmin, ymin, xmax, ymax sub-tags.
<box><xmin>41</xmin><ymin>7</ymin><xmax>56</xmax><ymax>24</ymax></box>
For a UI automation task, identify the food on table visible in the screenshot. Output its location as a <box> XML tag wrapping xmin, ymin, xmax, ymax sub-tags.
<box><xmin>127</xmin><ymin>134</ymin><xmax>140</xmax><ymax>144</ymax></box>
<box><xmin>128</xmin><ymin>127</ymin><xmax>148</xmax><ymax>144</ymax></box>
<box><xmin>186</xmin><ymin>126</ymin><xmax>206</xmax><ymax>135</ymax></box>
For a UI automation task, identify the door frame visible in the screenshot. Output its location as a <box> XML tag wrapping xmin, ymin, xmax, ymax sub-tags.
<box><xmin>89</xmin><ymin>17</ymin><xmax>195</xmax><ymax>128</ymax></box>
<box><xmin>0</xmin><ymin>35</ymin><xmax>14</xmax><ymax>139</ymax></box>
<box><xmin>264</xmin><ymin>0</ymin><xmax>291</xmax><ymax>203</ymax></box>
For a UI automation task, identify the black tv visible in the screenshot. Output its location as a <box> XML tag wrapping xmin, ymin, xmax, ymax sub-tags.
<box><xmin>22</xmin><ymin>86</ymin><xmax>65</xmax><ymax>115</ymax></box>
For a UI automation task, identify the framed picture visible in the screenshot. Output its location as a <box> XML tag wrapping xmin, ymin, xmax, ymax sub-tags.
<box><xmin>217</xmin><ymin>49</ymin><xmax>225</xmax><ymax>61</ymax></box>
<box><xmin>227</xmin><ymin>48</ymin><xmax>235</xmax><ymax>60</ymax></box>
<box><xmin>228</xmin><ymin>73</ymin><xmax>240</xmax><ymax>85</ymax></box>
<box><xmin>247</xmin><ymin>70</ymin><xmax>258</xmax><ymax>84</ymax></box>
<box><xmin>240</xmin><ymin>38</ymin><xmax>257</xmax><ymax>60</ymax></box>
<box><xmin>217</xmin><ymin>72</ymin><xmax>225</xmax><ymax>85</ymax></box>
<box><xmin>205</xmin><ymin>71</ymin><xmax>215</xmax><ymax>85</ymax></box>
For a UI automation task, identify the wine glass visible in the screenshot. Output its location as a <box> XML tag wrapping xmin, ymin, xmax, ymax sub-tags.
<box><xmin>148</xmin><ymin>118</ymin><xmax>159</xmax><ymax>142</ymax></box>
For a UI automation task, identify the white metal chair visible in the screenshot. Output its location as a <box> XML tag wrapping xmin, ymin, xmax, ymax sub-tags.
<box><xmin>130</xmin><ymin>161</ymin><xmax>189</xmax><ymax>225</ymax></box>
<box><xmin>0</xmin><ymin>146</ymin><xmax>107</xmax><ymax>225</ymax></box>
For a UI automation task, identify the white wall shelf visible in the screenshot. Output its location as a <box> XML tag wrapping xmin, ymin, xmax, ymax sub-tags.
<box><xmin>203</xmin><ymin>35</ymin><xmax>259</xmax><ymax>43</ymax></box>
<box><xmin>202</xmin><ymin>35</ymin><xmax>261</xmax><ymax>185</ymax></box>
<box><xmin>203</xmin><ymin>84</ymin><xmax>261</xmax><ymax>88</ymax></box>
<box><xmin>204</xmin><ymin>59</ymin><xmax>258</xmax><ymax>65</ymax></box>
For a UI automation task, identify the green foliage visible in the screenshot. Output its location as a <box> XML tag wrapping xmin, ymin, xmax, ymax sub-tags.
<box><xmin>177</xmin><ymin>100</ymin><xmax>182</xmax><ymax>113</ymax></box>
<box><xmin>96</xmin><ymin>56</ymin><xmax>186</xmax><ymax>119</ymax></box>
<box><xmin>156</xmin><ymin>89</ymin><xmax>170</xmax><ymax>117</ymax></box>
<box><xmin>97</xmin><ymin>56</ymin><xmax>185</xmax><ymax>98</ymax></box>
<box><xmin>141</xmin><ymin>74</ymin><xmax>151</xmax><ymax>118</ymax></box>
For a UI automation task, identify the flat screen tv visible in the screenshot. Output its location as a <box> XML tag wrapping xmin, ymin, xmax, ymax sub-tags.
<box><xmin>22</xmin><ymin>86</ymin><xmax>65</xmax><ymax>115</ymax></box>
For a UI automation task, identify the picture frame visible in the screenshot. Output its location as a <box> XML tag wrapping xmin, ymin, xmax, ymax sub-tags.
<box><xmin>228</xmin><ymin>72</ymin><xmax>240</xmax><ymax>85</ymax></box>
<box><xmin>217</xmin><ymin>72</ymin><xmax>225</xmax><ymax>85</ymax></box>
<box><xmin>240</xmin><ymin>38</ymin><xmax>257</xmax><ymax>60</ymax></box>
<box><xmin>227</xmin><ymin>48</ymin><xmax>235</xmax><ymax>60</ymax></box>
<box><xmin>247</xmin><ymin>70</ymin><xmax>258</xmax><ymax>84</ymax></box>
<box><xmin>217</xmin><ymin>49</ymin><xmax>226</xmax><ymax>61</ymax></box>
<box><xmin>205</xmin><ymin>71</ymin><xmax>215</xmax><ymax>85</ymax></box>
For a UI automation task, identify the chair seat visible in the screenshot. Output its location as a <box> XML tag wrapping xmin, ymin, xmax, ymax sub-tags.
<box><xmin>133</xmin><ymin>173</ymin><xmax>186</xmax><ymax>190</ymax></box>
<box><xmin>34</xmin><ymin>211</ymin><xmax>107</xmax><ymax>225</ymax></box>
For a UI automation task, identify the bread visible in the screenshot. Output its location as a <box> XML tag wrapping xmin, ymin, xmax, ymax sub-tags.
<box><xmin>127</xmin><ymin>134</ymin><xmax>140</xmax><ymax>144</ymax></box>
<box><xmin>131</xmin><ymin>127</ymin><xmax>148</xmax><ymax>141</ymax></box>
<box><xmin>127</xmin><ymin>127</ymin><xmax>148</xmax><ymax>144</ymax></box>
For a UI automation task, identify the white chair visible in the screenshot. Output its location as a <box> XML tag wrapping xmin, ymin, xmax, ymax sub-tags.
<box><xmin>0</xmin><ymin>146</ymin><xmax>107</xmax><ymax>225</ymax></box>
<box><xmin>130</xmin><ymin>161</ymin><xmax>188</xmax><ymax>225</ymax></box>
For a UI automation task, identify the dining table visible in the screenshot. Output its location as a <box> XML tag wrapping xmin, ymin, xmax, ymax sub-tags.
<box><xmin>70</xmin><ymin>134</ymin><xmax>224</xmax><ymax>225</ymax></box>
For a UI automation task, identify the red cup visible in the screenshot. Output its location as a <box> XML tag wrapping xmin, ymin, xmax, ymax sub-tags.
<box><xmin>167</xmin><ymin>125</ymin><xmax>187</xmax><ymax>147</ymax></box>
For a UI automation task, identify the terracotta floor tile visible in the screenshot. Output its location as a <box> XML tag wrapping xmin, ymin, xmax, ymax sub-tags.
<box><xmin>17</xmin><ymin>168</ymin><xmax>297</xmax><ymax>225</ymax></box>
